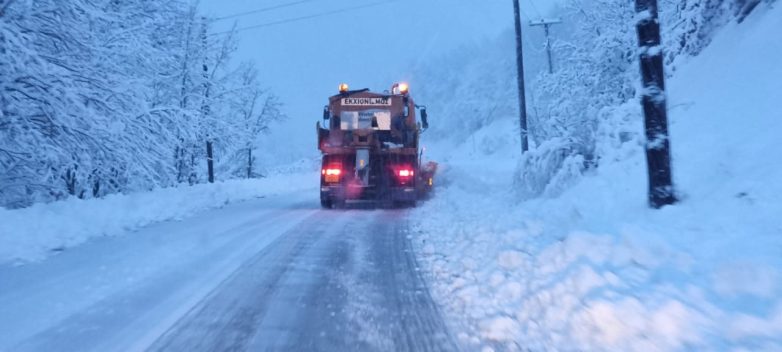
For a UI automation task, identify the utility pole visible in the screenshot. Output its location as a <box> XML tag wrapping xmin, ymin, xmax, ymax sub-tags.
<box><xmin>513</xmin><ymin>0</ymin><xmax>529</xmax><ymax>153</ymax></box>
<box><xmin>530</xmin><ymin>18</ymin><xmax>562</xmax><ymax>74</ymax></box>
<box><xmin>635</xmin><ymin>0</ymin><xmax>676</xmax><ymax>208</ymax></box>
<box><xmin>200</xmin><ymin>16</ymin><xmax>214</xmax><ymax>184</ymax></box>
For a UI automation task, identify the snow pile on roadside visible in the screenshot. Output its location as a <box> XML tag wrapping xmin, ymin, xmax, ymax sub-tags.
<box><xmin>0</xmin><ymin>171</ymin><xmax>317</xmax><ymax>265</ymax></box>
<box><xmin>265</xmin><ymin>156</ymin><xmax>321</xmax><ymax>176</ymax></box>
<box><xmin>413</xmin><ymin>6</ymin><xmax>782</xmax><ymax>351</ymax></box>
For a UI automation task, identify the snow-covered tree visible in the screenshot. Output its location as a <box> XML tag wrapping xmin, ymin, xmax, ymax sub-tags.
<box><xmin>0</xmin><ymin>0</ymin><xmax>280</xmax><ymax>208</ymax></box>
<box><xmin>229</xmin><ymin>64</ymin><xmax>285</xmax><ymax>179</ymax></box>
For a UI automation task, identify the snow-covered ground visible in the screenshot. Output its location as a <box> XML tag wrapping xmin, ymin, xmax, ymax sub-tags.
<box><xmin>412</xmin><ymin>5</ymin><xmax>782</xmax><ymax>351</ymax></box>
<box><xmin>0</xmin><ymin>190</ymin><xmax>319</xmax><ymax>351</ymax></box>
<box><xmin>0</xmin><ymin>178</ymin><xmax>458</xmax><ymax>351</ymax></box>
<box><xmin>0</xmin><ymin>164</ymin><xmax>318</xmax><ymax>265</ymax></box>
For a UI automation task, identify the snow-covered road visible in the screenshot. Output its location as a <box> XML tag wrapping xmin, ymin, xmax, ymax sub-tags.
<box><xmin>0</xmin><ymin>191</ymin><xmax>457</xmax><ymax>351</ymax></box>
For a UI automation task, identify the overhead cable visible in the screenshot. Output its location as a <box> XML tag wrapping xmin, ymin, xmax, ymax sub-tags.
<box><xmin>214</xmin><ymin>0</ymin><xmax>314</xmax><ymax>21</ymax></box>
<box><xmin>212</xmin><ymin>0</ymin><xmax>399</xmax><ymax>35</ymax></box>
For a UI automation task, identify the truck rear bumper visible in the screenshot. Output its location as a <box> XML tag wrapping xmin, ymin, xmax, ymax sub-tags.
<box><xmin>390</xmin><ymin>187</ymin><xmax>417</xmax><ymax>201</ymax></box>
<box><xmin>321</xmin><ymin>186</ymin><xmax>417</xmax><ymax>202</ymax></box>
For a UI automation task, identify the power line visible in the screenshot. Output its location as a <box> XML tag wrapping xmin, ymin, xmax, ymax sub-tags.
<box><xmin>517</xmin><ymin>6</ymin><xmax>541</xmax><ymax>52</ymax></box>
<box><xmin>519</xmin><ymin>7</ymin><xmax>532</xmax><ymax>22</ymax></box>
<box><xmin>211</xmin><ymin>0</ymin><xmax>399</xmax><ymax>36</ymax></box>
<box><xmin>526</xmin><ymin>0</ymin><xmax>543</xmax><ymax>18</ymax></box>
<box><xmin>213</xmin><ymin>0</ymin><xmax>314</xmax><ymax>22</ymax></box>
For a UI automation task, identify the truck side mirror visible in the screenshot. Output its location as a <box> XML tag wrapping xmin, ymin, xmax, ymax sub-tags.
<box><xmin>420</xmin><ymin>108</ymin><xmax>429</xmax><ymax>129</ymax></box>
<box><xmin>323</xmin><ymin>106</ymin><xmax>330</xmax><ymax>120</ymax></box>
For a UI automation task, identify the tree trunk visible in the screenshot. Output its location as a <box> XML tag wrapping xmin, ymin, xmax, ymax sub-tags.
<box><xmin>247</xmin><ymin>148</ymin><xmax>253</xmax><ymax>179</ymax></box>
<box><xmin>206</xmin><ymin>140</ymin><xmax>214</xmax><ymax>183</ymax></box>
<box><xmin>188</xmin><ymin>146</ymin><xmax>197</xmax><ymax>185</ymax></box>
<box><xmin>65</xmin><ymin>167</ymin><xmax>76</xmax><ymax>196</ymax></box>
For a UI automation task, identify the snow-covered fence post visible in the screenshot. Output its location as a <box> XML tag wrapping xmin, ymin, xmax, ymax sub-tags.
<box><xmin>635</xmin><ymin>0</ymin><xmax>677</xmax><ymax>208</ymax></box>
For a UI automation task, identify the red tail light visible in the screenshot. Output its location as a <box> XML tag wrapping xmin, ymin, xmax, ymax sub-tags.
<box><xmin>398</xmin><ymin>169</ymin><xmax>414</xmax><ymax>177</ymax></box>
<box><xmin>395</xmin><ymin>167</ymin><xmax>415</xmax><ymax>185</ymax></box>
<box><xmin>322</xmin><ymin>166</ymin><xmax>342</xmax><ymax>183</ymax></box>
<box><xmin>324</xmin><ymin>168</ymin><xmax>341</xmax><ymax>176</ymax></box>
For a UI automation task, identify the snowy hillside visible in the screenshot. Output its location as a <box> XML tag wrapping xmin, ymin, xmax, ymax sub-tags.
<box><xmin>412</xmin><ymin>3</ymin><xmax>782</xmax><ymax>351</ymax></box>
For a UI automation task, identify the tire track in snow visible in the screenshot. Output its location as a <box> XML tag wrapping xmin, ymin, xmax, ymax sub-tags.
<box><xmin>148</xmin><ymin>209</ymin><xmax>458</xmax><ymax>351</ymax></box>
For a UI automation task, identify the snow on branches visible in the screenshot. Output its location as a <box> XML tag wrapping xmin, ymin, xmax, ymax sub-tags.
<box><xmin>0</xmin><ymin>1</ymin><xmax>282</xmax><ymax>208</ymax></box>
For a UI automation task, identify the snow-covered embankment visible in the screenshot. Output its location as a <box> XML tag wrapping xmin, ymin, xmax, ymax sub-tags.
<box><xmin>0</xmin><ymin>171</ymin><xmax>317</xmax><ymax>265</ymax></box>
<box><xmin>412</xmin><ymin>5</ymin><xmax>782</xmax><ymax>351</ymax></box>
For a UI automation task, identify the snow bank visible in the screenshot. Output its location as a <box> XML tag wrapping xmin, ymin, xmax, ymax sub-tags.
<box><xmin>0</xmin><ymin>171</ymin><xmax>317</xmax><ymax>265</ymax></box>
<box><xmin>413</xmin><ymin>5</ymin><xmax>782</xmax><ymax>351</ymax></box>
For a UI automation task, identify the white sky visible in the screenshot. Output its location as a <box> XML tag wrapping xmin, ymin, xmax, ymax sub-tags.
<box><xmin>199</xmin><ymin>0</ymin><xmax>559</xmax><ymax>161</ymax></box>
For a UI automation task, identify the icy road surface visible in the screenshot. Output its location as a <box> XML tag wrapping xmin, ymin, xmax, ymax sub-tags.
<box><xmin>0</xmin><ymin>191</ymin><xmax>457</xmax><ymax>351</ymax></box>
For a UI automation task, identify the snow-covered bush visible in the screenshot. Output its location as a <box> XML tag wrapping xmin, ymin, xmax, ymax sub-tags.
<box><xmin>511</xmin><ymin>0</ymin><xmax>638</xmax><ymax>200</ymax></box>
<box><xmin>594</xmin><ymin>101</ymin><xmax>646</xmax><ymax>166</ymax></box>
<box><xmin>514</xmin><ymin>137</ymin><xmax>586</xmax><ymax>198</ymax></box>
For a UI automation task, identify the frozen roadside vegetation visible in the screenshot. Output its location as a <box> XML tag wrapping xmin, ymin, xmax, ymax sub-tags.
<box><xmin>0</xmin><ymin>167</ymin><xmax>318</xmax><ymax>266</ymax></box>
<box><xmin>412</xmin><ymin>4</ymin><xmax>782</xmax><ymax>351</ymax></box>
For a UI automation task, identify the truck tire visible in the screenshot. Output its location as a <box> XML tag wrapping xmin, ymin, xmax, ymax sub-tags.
<box><xmin>394</xmin><ymin>200</ymin><xmax>417</xmax><ymax>208</ymax></box>
<box><xmin>320</xmin><ymin>197</ymin><xmax>332</xmax><ymax>209</ymax></box>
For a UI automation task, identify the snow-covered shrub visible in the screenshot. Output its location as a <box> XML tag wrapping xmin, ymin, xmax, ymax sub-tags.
<box><xmin>530</xmin><ymin>0</ymin><xmax>638</xmax><ymax>152</ymax></box>
<box><xmin>594</xmin><ymin>101</ymin><xmax>645</xmax><ymax>166</ymax></box>
<box><xmin>513</xmin><ymin>0</ymin><xmax>638</xmax><ymax>199</ymax></box>
<box><xmin>515</xmin><ymin>137</ymin><xmax>586</xmax><ymax>199</ymax></box>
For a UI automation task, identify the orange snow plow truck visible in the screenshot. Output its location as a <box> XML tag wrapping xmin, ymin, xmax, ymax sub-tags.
<box><xmin>317</xmin><ymin>83</ymin><xmax>437</xmax><ymax>208</ymax></box>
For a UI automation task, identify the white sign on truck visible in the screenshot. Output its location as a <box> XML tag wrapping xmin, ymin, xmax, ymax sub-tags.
<box><xmin>341</xmin><ymin>97</ymin><xmax>392</xmax><ymax>106</ymax></box>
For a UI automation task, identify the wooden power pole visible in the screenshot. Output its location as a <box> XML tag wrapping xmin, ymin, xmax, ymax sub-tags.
<box><xmin>201</xmin><ymin>17</ymin><xmax>215</xmax><ymax>184</ymax></box>
<box><xmin>513</xmin><ymin>0</ymin><xmax>529</xmax><ymax>153</ymax></box>
<box><xmin>635</xmin><ymin>0</ymin><xmax>676</xmax><ymax>208</ymax></box>
<box><xmin>530</xmin><ymin>18</ymin><xmax>561</xmax><ymax>74</ymax></box>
